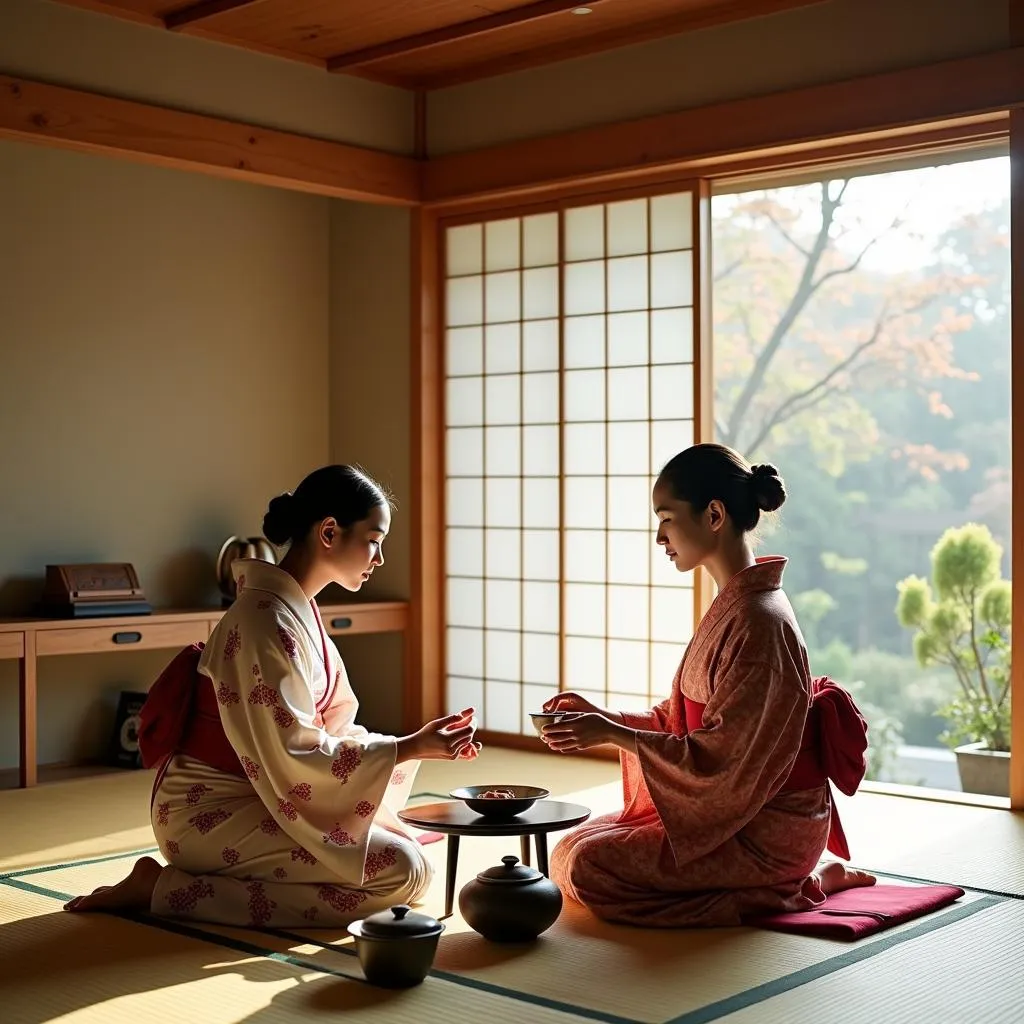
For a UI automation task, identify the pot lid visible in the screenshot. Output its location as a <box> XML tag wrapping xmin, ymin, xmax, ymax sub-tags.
<box><xmin>476</xmin><ymin>855</ymin><xmax>544</xmax><ymax>885</ymax></box>
<box><xmin>359</xmin><ymin>904</ymin><xmax>443</xmax><ymax>939</ymax></box>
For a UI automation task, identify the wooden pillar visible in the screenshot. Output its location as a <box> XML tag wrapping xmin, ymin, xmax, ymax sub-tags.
<box><xmin>19</xmin><ymin>631</ymin><xmax>37</xmax><ymax>788</ymax></box>
<box><xmin>409</xmin><ymin>207</ymin><xmax>445</xmax><ymax>731</ymax></box>
<box><xmin>1009</xmin><ymin>3</ymin><xmax>1024</xmax><ymax>810</ymax></box>
<box><xmin>1009</xmin><ymin>114</ymin><xmax>1024</xmax><ymax>807</ymax></box>
<box><xmin>693</xmin><ymin>180</ymin><xmax>717</xmax><ymax>623</ymax></box>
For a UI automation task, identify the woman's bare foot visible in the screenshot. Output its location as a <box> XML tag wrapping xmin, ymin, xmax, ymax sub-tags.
<box><xmin>799</xmin><ymin>861</ymin><xmax>876</xmax><ymax>905</ymax></box>
<box><xmin>63</xmin><ymin>856</ymin><xmax>163</xmax><ymax>914</ymax></box>
<box><xmin>815</xmin><ymin>861</ymin><xmax>877</xmax><ymax>896</ymax></box>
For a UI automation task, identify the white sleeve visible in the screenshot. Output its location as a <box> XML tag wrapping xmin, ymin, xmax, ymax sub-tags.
<box><xmin>203</xmin><ymin>606</ymin><xmax>397</xmax><ymax>882</ymax></box>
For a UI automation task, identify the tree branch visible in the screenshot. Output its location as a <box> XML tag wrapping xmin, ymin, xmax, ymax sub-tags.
<box><xmin>741</xmin><ymin>278</ymin><xmax>947</xmax><ymax>452</ymax></box>
<box><xmin>996</xmin><ymin>660</ymin><xmax>1011</xmax><ymax>708</ymax></box>
<box><xmin>813</xmin><ymin>237</ymin><xmax>879</xmax><ymax>290</ymax></box>
<box><xmin>744</xmin><ymin>381</ymin><xmax>843</xmax><ymax>455</ymax></box>
<box><xmin>714</xmin><ymin>256</ymin><xmax>745</xmax><ymax>283</ymax></box>
<box><xmin>828</xmin><ymin>179</ymin><xmax>851</xmax><ymax>205</ymax></box>
<box><xmin>764</xmin><ymin>209</ymin><xmax>810</xmax><ymax>258</ymax></box>
<box><xmin>721</xmin><ymin>178</ymin><xmax>913</xmax><ymax>450</ymax></box>
<box><xmin>968</xmin><ymin>586</ymin><xmax>994</xmax><ymax>705</ymax></box>
<box><xmin>744</xmin><ymin>305</ymin><xmax>892</xmax><ymax>452</ymax></box>
<box><xmin>813</xmin><ymin>190</ymin><xmax>914</xmax><ymax>292</ymax></box>
<box><xmin>723</xmin><ymin>180</ymin><xmax>845</xmax><ymax>449</ymax></box>
<box><xmin>942</xmin><ymin>645</ymin><xmax>976</xmax><ymax>701</ymax></box>
<box><xmin>736</xmin><ymin>306</ymin><xmax>759</xmax><ymax>348</ymax></box>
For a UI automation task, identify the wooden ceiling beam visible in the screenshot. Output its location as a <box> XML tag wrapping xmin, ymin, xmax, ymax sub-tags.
<box><xmin>423</xmin><ymin>46</ymin><xmax>1024</xmax><ymax>203</ymax></box>
<box><xmin>45</xmin><ymin>0</ymin><xmax>162</xmax><ymax>27</ymax></box>
<box><xmin>416</xmin><ymin>0</ymin><xmax>827</xmax><ymax>90</ymax></box>
<box><xmin>0</xmin><ymin>74</ymin><xmax>420</xmax><ymax>205</ymax></box>
<box><xmin>327</xmin><ymin>0</ymin><xmax>609</xmax><ymax>71</ymax></box>
<box><xmin>165</xmin><ymin>0</ymin><xmax>268</xmax><ymax>31</ymax></box>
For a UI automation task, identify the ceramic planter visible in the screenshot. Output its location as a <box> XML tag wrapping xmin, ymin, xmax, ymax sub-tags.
<box><xmin>954</xmin><ymin>742</ymin><xmax>1010</xmax><ymax>798</ymax></box>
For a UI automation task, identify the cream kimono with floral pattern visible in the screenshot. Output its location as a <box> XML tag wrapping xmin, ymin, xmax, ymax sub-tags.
<box><xmin>149</xmin><ymin>559</ymin><xmax>431</xmax><ymax>928</ymax></box>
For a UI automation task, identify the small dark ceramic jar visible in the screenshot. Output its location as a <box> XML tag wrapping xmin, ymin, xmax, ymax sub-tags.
<box><xmin>459</xmin><ymin>855</ymin><xmax>563</xmax><ymax>942</ymax></box>
<box><xmin>347</xmin><ymin>904</ymin><xmax>444</xmax><ymax>988</ymax></box>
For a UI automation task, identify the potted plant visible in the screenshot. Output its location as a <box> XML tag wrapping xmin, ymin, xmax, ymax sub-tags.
<box><xmin>895</xmin><ymin>523</ymin><xmax>1011</xmax><ymax>797</ymax></box>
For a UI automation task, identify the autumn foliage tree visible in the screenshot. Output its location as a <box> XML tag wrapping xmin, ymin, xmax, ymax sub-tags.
<box><xmin>710</xmin><ymin>163</ymin><xmax>1011</xmax><ymax>762</ymax></box>
<box><xmin>713</xmin><ymin>177</ymin><xmax>979</xmax><ymax>476</ymax></box>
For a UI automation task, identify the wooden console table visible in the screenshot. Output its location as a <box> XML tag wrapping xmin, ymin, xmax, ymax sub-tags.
<box><xmin>0</xmin><ymin>600</ymin><xmax>409</xmax><ymax>789</ymax></box>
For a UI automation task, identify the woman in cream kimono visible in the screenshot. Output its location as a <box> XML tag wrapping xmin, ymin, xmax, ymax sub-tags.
<box><xmin>540</xmin><ymin>444</ymin><xmax>874</xmax><ymax>927</ymax></box>
<box><xmin>66</xmin><ymin>465</ymin><xmax>479</xmax><ymax>927</ymax></box>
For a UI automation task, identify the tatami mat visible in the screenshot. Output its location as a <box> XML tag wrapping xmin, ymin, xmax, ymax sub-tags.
<box><xmin>270</xmin><ymin>895</ymin><xmax>1001</xmax><ymax>1024</ymax></box>
<box><xmin>0</xmin><ymin>770</ymin><xmax>158</xmax><ymax>871</ymax></box>
<box><xmin>716</xmin><ymin>900</ymin><xmax>1024</xmax><ymax>1024</ymax></box>
<box><xmin>836</xmin><ymin>791</ymin><xmax>1024</xmax><ymax>897</ymax></box>
<box><xmin>1</xmin><ymin>749</ymin><xmax>1022</xmax><ymax>1024</ymax></box>
<box><xmin>2</xmin><ymin>849</ymin><xmax>1008</xmax><ymax>1024</ymax></box>
<box><xmin>23</xmin><ymin>849</ymin><xmax>995</xmax><ymax>1024</ymax></box>
<box><xmin>0</xmin><ymin>884</ymin><xmax>597</xmax><ymax>1024</ymax></box>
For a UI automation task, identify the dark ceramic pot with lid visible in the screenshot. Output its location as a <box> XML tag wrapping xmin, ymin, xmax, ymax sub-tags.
<box><xmin>346</xmin><ymin>904</ymin><xmax>444</xmax><ymax>988</ymax></box>
<box><xmin>458</xmin><ymin>855</ymin><xmax>563</xmax><ymax>942</ymax></box>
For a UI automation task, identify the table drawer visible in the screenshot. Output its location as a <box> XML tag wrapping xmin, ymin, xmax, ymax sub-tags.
<box><xmin>36</xmin><ymin>620</ymin><xmax>209</xmax><ymax>657</ymax></box>
<box><xmin>322</xmin><ymin>606</ymin><xmax>408</xmax><ymax>636</ymax></box>
<box><xmin>0</xmin><ymin>631</ymin><xmax>24</xmax><ymax>659</ymax></box>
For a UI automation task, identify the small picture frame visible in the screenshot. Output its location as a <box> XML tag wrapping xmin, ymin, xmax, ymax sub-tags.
<box><xmin>109</xmin><ymin>690</ymin><xmax>148</xmax><ymax>769</ymax></box>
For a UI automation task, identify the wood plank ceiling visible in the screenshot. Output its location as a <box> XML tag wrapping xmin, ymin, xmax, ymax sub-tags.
<box><xmin>54</xmin><ymin>0</ymin><xmax>826</xmax><ymax>89</ymax></box>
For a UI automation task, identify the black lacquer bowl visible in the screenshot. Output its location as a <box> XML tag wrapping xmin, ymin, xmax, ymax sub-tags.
<box><xmin>449</xmin><ymin>784</ymin><xmax>550</xmax><ymax>819</ymax></box>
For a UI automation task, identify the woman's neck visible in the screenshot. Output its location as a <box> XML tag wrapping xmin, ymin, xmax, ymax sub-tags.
<box><xmin>704</xmin><ymin>540</ymin><xmax>757</xmax><ymax>593</ymax></box>
<box><xmin>278</xmin><ymin>545</ymin><xmax>327</xmax><ymax>601</ymax></box>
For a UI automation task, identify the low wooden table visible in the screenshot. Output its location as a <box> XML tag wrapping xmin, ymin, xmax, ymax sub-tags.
<box><xmin>398</xmin><ymin>799</ymin><xmax>591</xmax><ymax>917</ymax></box>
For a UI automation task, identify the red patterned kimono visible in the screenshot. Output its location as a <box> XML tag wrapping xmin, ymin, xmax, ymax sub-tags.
<box><xmin>551</xmin><ymin>557</ymin><xmax>866</xmax><ymax>928</ymax></box>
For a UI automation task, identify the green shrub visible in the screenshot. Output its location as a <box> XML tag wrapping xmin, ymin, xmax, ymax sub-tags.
<box><xmin>896</xmin><ymin>524</ymin><xmax>1011</xmax><ymax>752</ymax></box>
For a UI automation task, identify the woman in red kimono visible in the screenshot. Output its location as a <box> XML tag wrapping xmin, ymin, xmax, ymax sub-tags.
<box><xmin>541</xmin><ymin>443</ymin><xmax>874</xmax><ymax>927</ymax></box>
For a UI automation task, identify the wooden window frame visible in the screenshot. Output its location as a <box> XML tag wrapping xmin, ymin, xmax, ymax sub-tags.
<box><xmin>435</xmin><ymin>182</ymin><xmax>709</xmax><ymax>745</ymax></box>
<box><xmin>413</xmin><ymin>122</ymin><xmax>1024</xmax><ymax>806</ymax></box>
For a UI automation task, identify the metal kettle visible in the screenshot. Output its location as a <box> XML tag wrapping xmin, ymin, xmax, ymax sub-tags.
<box><xmin>216</xmin><ymin>535</ymin><xmax>276</xmax><ymax>604</ymax></box>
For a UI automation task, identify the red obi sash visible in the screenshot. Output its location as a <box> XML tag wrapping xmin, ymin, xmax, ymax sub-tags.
<box><xmin>138</xmin><ymin>644</ymin><xmax>247</xmax><ymax>778</ymax></box>
<box><xmin>684</xmin><ymin>677</ymin><xmax>867</xmax><ymax>860</ymax></box>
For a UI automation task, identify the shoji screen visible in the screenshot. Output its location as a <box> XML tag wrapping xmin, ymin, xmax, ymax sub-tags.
<box><xmin>443</xmin><ymin>189</ymin><xmax>699</xmax><ymax>736</ymax></box>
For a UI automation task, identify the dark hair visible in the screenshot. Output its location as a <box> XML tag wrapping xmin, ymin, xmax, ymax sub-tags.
<box><xmin>262</xmin><ymin>465</ymin><xmax>392</xmax><ymax>547</ymax></box>
<box><xmin>658</xmin><ymin>443</ymin><xmax>786</xmax><ymax>533</ymax></box>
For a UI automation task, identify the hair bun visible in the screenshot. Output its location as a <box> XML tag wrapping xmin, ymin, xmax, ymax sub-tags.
<box><xmin>262</xmin><ymin>492</ymin><xmax>298</xmax><ymax>546</ymax></box>
<box><xmin>749</xmin><ymin>463</ymin><xmax>786</xmax><ymax>513</ymax></box>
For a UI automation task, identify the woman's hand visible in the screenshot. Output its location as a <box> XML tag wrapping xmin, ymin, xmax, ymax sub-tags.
<box><xmin>398</xmin><ymin>708</ymin><xmax>479</xmax><ymax>762</ymax></box>
<box><xmin>543</xmin><ymin>692</ymin><xmax>602</xmax><ymax>716</ymax></box>
<box><xmin>541</xmin><ymin>713</ymin><xmax>635</xmax><ymax>754</ymax></box>
<box><xmin>543</xmin><ymin>691</ymin><xmax>624</xmax><ymax>725</ymax></box>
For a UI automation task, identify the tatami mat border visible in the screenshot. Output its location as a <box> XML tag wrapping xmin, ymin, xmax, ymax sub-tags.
<box><xmin>5</xmin><ymin>845</ymin><xmax>1021</xmax><ymax>902</ymax></box>
<box><xmin>1</xmin><ymin>857</ymin><xmax>1005</xmax><ymax>1024</ymax></box>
